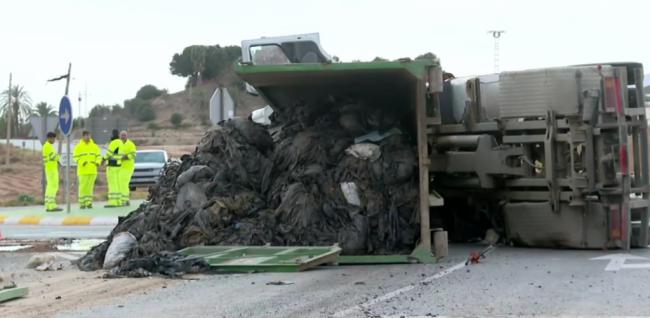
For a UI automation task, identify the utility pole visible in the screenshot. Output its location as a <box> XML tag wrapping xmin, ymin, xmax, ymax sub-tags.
<box><xmin>4</xmin><ymin>73</ymin><xmax>11</xmax><ymax>166</ymax></box>
<box><xmin>487</xmin><ymin>30</ymin><xmax>506</xmax><ymax>72</ymax></box>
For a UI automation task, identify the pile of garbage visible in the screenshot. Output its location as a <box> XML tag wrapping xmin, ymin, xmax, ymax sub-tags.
<box><xmin>78</xmin><ymin>98</ymin><xmax>420</xmax><ymax>276</ymax></box>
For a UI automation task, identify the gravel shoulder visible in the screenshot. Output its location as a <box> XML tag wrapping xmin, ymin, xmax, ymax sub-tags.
<box><xmin>0</xmin><ymin>252</ymin><xmax>171</xmax><ymax>318</ymax></box>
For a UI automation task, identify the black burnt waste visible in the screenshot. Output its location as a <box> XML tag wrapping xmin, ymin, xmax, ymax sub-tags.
<box><xmin>78</xmin><ymin>99</ymin><xmax>420</xmax><ymax>276</ymax></box>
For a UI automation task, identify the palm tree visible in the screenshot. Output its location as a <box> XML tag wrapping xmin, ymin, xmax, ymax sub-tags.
<box><xmin>33</xmin><ymin>102</ymin><xmax>57</xmax><ymax>117</ymax></box>
<box><xmin>0</xmin><ymin>85</ymin><xmax>32</xmax><ymax>136</ymax></box>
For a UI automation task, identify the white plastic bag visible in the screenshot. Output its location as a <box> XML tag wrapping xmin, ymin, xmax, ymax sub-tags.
<box><xmin>345</xmin><ymin>143</ymin><xmax>381</xmax><ymax>162</ymax></box>
<box><xmin>251</xmin><ymin>105</ymin><xmax>274</xmax><ymax>126</ymax></box>
<box><xmin>340</xmin><ymin>182</ymin><xmax>361</xmax><ymax>206</ymax></box>
<box><xmin>102</xmin><ymin>232</ymin><xmax>137</xmax><ymax>269</ymax></box>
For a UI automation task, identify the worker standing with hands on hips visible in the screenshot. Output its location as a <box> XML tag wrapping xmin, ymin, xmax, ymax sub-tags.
<box><xmin>73</xmin><ymin>131</ymin><xmax>101</xmax><ymax>209</ymax></box>
<box><xmin>118</xmin><ymin>130</ymin><xmax>136</xmax><ymax>206</ymax></box>
<box><xmin>104</xmin><ymin>129</ymin><xmax>122</xmax><ymax>208</ymax></box>
<box><xmin>43</xmin><ymin>132</ymin><xmax>62</xmax><ymax>212</ymax></box>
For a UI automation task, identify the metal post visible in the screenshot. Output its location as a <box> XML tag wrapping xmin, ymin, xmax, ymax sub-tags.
<box><xmin>66</xmin><ymin>135</ymin><xmax>70</xmax><ymax>213</ymax></box>
<box><xmin>64</xmin><ymin>63</ymin><xmax>71</xmax><ymax>96</ymax></box>
<box><xmin>41</xmin><ymin>116</ymin><xmax>46</xmax><ymax>199</ymax></box>
<box><xmin>5</xmin><ymin>73</ymin><xmax>11</xmax><ymax>166</ymax></box>
<box><xmin>65</xmin><ymin>63</ymin><xmax>71</xmax><ymax>214</ymax></box>
<box><xmin>416</xmin><ymin>78</ymin><xmax>431</xmax><ymax>252</ymax></box>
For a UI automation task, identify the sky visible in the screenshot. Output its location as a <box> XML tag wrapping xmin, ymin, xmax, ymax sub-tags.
<box><xmin>0</xmin><ymin>0</ymin><xmax>646</xmax><ymax>116</ymax></box>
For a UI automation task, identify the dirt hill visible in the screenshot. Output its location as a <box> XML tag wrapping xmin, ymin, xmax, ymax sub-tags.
<box><xmin>127</xmin><ymin>78</ymin><xmax>266</xmax><ymax>148</ymax></box>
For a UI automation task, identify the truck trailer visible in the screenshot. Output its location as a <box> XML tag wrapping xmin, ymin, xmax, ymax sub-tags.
<box><xmin>237</xmin><ymin>33</ymin><xmax>650</xmax><ymax>253</ymax></box>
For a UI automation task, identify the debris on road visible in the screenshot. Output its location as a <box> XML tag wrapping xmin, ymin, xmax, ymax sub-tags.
<box><xmin>26</xmin><ymin>253</ymin><xmax>56</xmax><ymax>270</ymax></box>
<box><xmin>266</xmin><ymin>281</ymin><xmax>294</xmax><ymax>286</ymax></box>
<box><xmin>465</xmin><ymin>245</ymin><xmax>496</xmax><ymax>265</ymax></box>
<box><xmin>0</xmin><ymin>282</ymin><xmax>28</xmax><ymax>303</ymax></box>
<box><xmin>103</xmin><ymin>252</ymin><xmax>209</xmax><ymax>278</ymax></box>
<box><xmin>78</xmin><ymin>99</ymin><xmax>420</xmax><ymax>276</ymax></box>
<box><xmin>103</xmin><ymin>232</ymin><xmax>137</xmax><ymax>269</ymax></box>
<box><xmin>56</xmin><ymin>239</ymin><xmax>105</xmax><ymax>251</ymax></box>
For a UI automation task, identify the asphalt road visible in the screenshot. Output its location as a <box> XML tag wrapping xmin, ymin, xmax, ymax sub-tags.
<box><xmin>0</xmin><ymin>225</ymin><xmax>112</xmax><ymax>240</ymax></box>
<box><xmin>54</xmin><ymin>244</ymin><xmax>650</xmax><ymax>318</ymax></box>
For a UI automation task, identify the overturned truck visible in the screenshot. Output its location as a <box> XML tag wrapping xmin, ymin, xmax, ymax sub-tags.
<box><xmin>240</xmin><ymin>34</ymin><xmax>650</xmax><ymax>250</ymax></box>
<box><xmin>79</xmin><ymin>37</ymin><xmax>650</xmax><ymax>275</ymax></box>
<box><xmin>433</xmin><ymin>63</ymin><xmax>650</xmax><ymax>249</ymax></box>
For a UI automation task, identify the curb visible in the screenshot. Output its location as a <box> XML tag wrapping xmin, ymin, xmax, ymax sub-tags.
<box><xmin>0</xmin><ymin>215</ymin><xmax>118</xmax><ymax>226</ymax></box>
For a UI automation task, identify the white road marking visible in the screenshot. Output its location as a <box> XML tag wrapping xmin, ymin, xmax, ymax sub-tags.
<box><xmin>590</xmin><ymin>253</ymin><xmax>650</xmax><ymax>271</ymax></box>
<box><xmin>0</xmin><ymin>245</ymin><xmax>31</xmax><ymax>251</ymax></box>
<box><xmin>381</xmin><ymin>314</ymin><xmax>650</xmax><ymax>318</ymax></box>
<box><xmin>381</xmin><ymin>316</ymin><xmax>450</xmax><ymax>318</ymax></box>
<box><xmin>40</xmin><ymin>216</ymin><xmax>64</xmax><ymax>225</ymax></box>
<box><xmin>3</xmin><ymin>216</ymin><xmax>22</xmax><ymax>225</ymax></box>
<box><xmin>333</xmin><ymin>261</ymin><xmax>466</xmax><ymax>317</ymax></box>
<box><xmin>90</xmin><ymin>216</ymin><xmax>118</xmax><ymax>226</ymax></box>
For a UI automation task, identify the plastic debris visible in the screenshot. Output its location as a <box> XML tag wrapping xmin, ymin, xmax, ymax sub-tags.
<box><xmin>103</xmin><ymin>232</ymin><xmax>137</xmax><ymax>269</ymax></box>
<box><xmin>354</xmin><ymin>128</ymin><xmax>402</xmax><ymax>144</ymax></box>
<box><xmin>56</xmin><ymin>239</ymin><xmax>105</xmax><ymax>251</ymax></box>
<box><xmin>251</xmin><ymin>105</ymin><xmax>274</xmax><ymax>125</ymax></box>
<box><xmin>26</xmin><ymin>254</ymin><xmax>56</xmax><ymax>270</ymax></box>
<box><xmin>266</xmin><ymin>281</ymin><xmax>294</xmax><ymax>286</ymax></box>
<box><xmin>340</xmin><ymin>182</ymin><xmax>362</xmax><ymax>206</ymax></box>
<box><xmin>345</xmin><ymin>143</ymin><xmax>381</xmax><ymax>161</ymax></box>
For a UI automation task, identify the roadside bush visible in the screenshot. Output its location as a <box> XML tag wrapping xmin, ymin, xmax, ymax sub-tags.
<box><xmin>17</xmin><ymin>194</ymin><xmax>35</xmax><ymax>204</ymax></box>
<box><xmin>136</xmin><ymin>85</ymin><xmax>166</xmax><ymax>100</ymax></box>
<box><xmin>136</xmin><ymin>104</ymin><xmax>156</xmax><ymax>122</ymax></box>
<box><xmin>170</xmin><ymin>113</ymin><xmax>184</xmax><ymax>128</ymax></box>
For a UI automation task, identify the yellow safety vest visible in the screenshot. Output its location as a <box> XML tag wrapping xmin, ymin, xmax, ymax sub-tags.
<box><xmin>118</xmin><ymin>139</ymin><xmax>137</xmax><ymax>170</ymax></box>
<box><xmin>104</xmin><ymin>139</ymin><xmax>122</xmax><ymax>167</ymax></box>
<box><xmin>73</xmin><ymin>139</ymin><xmax>101</xmax><ymax>175</ymax></box>
<box><xmin>42</xmin><ymin>141</ymin><xmax>60</xmax><ymax>170</ymax></box>
<box><xmin>43</xmin><ymin>141</ymin><xmax>61</xmax><ymax>170</ymax></box>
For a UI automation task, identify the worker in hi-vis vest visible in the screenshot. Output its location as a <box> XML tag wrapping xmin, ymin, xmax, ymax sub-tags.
<box><xmin>104</xmin><ymin>129</ymin><xmax>122</xmax><ymax>208</ymax></box>
<box><xmin>42</xmin><ymin>132</ymin><xmax>62</xmax><ymax>212</ymax></box>
<box><xmin>118</xmin><ymin>130</ymin><xmax>137</xmax><ymax>206</ymax></box>
<box><xmin>73</xmin><ymin>131</ymin><xmax>101</xmax><ymax>209</ymax></box>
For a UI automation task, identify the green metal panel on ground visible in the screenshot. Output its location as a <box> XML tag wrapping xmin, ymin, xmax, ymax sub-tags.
<box><xmin>179</xmin><ymin>245</ymin><xmax>436</xmax><ymax>269</ymax></box>
<box><xmin>178</xmin><ymin>245</ymin><xmax>342</xmax><ymax>273</ymax></box>
<box><xmin>0</xmin><ymin>287</ymin><xmax>28</xmax><ymax>303</ymax></box>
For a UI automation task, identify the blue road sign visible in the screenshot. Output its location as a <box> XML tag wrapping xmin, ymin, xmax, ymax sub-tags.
<box><xmin>59</xmin><ymin>96</ymin><xmax>73</xmax><ymax>136</ymax></box>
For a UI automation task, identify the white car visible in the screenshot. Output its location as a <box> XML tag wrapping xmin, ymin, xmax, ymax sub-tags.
<box><xmin>129</xmin><ymin>150</ymin><xmax>169</xmax><ymax>190</ymax></box>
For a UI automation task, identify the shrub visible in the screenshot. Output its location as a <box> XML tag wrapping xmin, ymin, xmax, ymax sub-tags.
<box><xmin>136</xmin><ymin>104</ymin><xmax>156</xmax><ymax>122</ymax></box>
<box><xmin>170</xmin><ymin>113</ymin><xmax>184</xmax><ymax>128</ymax></box>
<box><xmin>136</xmin><ymin>85</ymin><xmax>165</xmax><ymax>100</ymax></box>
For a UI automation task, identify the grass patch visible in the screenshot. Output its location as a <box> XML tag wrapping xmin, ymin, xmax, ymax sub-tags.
<box><xmin>0</xmin><ymin>194</ymin><xmax>44</xmax><ymax>207</ymax></box>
